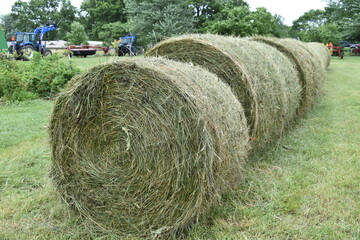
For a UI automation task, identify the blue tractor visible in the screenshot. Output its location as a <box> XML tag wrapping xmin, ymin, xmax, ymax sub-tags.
<box><xmin>9</xmin><ymin>24</ymin><xmax>58</xmax><ymax>59</ymax></box>
<box><xmin>117</xmin><ymin>34</ymin><xmax>138</xmax><ymax>56</ymax></box>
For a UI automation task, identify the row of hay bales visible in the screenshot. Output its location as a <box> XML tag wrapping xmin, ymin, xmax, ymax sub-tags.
<box><xmin>49</xmin><ymin>35</ymin><xmax>330</xmax><ymax>238</ymax></box>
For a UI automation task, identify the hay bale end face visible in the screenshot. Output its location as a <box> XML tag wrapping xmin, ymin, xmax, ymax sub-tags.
<box><xmin>147</xmin><ymin>34</ymin><xmax>301</xmax><ymax>151</ymax></box>
<box><xmin>50</xmin><ymin>58</ymin><xmax>249</xmax><ymax>238</ymax></box>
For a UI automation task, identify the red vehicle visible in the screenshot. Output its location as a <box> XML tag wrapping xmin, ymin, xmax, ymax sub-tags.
<box><xmin>67</xmin><ymin>45</ymin><xmax>109</xmax><ymax>57</ymax></box>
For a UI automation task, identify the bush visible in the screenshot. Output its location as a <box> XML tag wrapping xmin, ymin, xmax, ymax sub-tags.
<box><xmin>0</xmin><ymin>52</ymin><xmax>79</xmax><ymax>102</ymax></box>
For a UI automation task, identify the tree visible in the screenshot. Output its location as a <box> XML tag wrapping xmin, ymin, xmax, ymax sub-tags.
<box><xmin>291</xmin><ymin>6</ymin><xmax>347</xmax><ymax>43</ymax></box>
<box><xmin>187</xmin><ymin>0</ymin><xmax>249</xmax><ymax>31</ymax></box>
<box><xmin>65</xmin><ymin>22</ymin><xmax>88</xmax><ymax>45</ymax></box>
<box><xmin>80</xmin><ymin>0</ymin><xmax>127</xmax><ymax>40</ymax></box>
<box><xmin>57</xmin><ymin>0</ymin><xmax>78</xmax><ymax>39</ymax></box>
<box><xmin>204</xmin><ymin>5</ymin><xmax>253</xmax><ymax>36</ymax></box>
<box><xmin>126</xmin><ymin>0</ymin><xmax>195</xmax><ymax>45</ymax></box>
<box><xmin>98</xmin><ymin>22</ymin><xmax>128</xmax><ymax>45</ymax></box>
<box><xmin>11</xmin><ymin>0</ymin><xmax>61</xmax><ymax>32</ymax></box>
<box><xmin>272</xmin><ymin>15</ymin><xmax>291</xmax><ymax>38</ymax></box>
<box><xmin>325</xmin><ymin>0</ymin><xmax>360</xmax><ymax>41</ymax></box>
<box><xmin>204</xmin><ymin>6</ymin><xmax>282</xmax><ymax>37</ymax></box>
<box><xmin>10</xmin><ymin>0</ymin><xmax>78</xmax><ymax>40</ymax></box>
<box><xmin>292</xmin><ymin>9</ymin><xmax>327</xmax><ymax>32</ymax></box>
<box><xmin>0</xmin><ymin>14</ymin><xmax>18</xmax><ymax>40</ymax></box>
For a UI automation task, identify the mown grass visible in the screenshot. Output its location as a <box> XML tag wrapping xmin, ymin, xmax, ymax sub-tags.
<box><xmin>0</xmin><ymin>56</ymin><xmax>359</xmax><ymax>239</ymax></box>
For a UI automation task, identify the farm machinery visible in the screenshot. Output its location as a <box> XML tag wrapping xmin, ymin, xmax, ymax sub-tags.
<box><xmin>9</xmin><ymin>24</ymin><xmax>58</xmax><ymax>59</ymax></box>
<box><xmin>117</xmin><ymin>34</ymin><xmax>141</xmax><ymax>56</ymax></box>
<box><xmin>66</xmin><ymin>45</ymin><xmax>109</xmax><ymax>57</ymax></box>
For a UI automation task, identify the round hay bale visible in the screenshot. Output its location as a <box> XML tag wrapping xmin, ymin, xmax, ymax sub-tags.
<box><xmin>49</xmin><ymin>57</ymin><xmax>249</xmax><ymax>238</ymax></box>
<box><xmin>147</xmin><ymin>34</ymin><xmax>301</xmax><ymax>151</ymax></box>
<box><xmin>251</xmin><ymin>37</ymin><xmax>324</xmax><ymax>116</ymax></box>
<box><xmin>307</xmin><ymin>42</ymin><xmax>331</xmax><ymax>67</ymax></box>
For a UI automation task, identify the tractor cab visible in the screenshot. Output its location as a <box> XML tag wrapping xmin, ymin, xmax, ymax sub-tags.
<box><xmin>15</xmin><ymin>32</ymin><xmax>37</xmax><ymax>44</ymax></box>
<box><xmin>117</xmin><ymin>34</ymin><xmax>137</xmax><ymax>56</ymax></box>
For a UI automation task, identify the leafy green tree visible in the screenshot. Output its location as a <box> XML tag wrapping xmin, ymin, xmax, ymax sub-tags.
<box><xmin>292</xmin><ymin>9</ymin><xmax>327</xmax><ymax>32</ymax></box>
<box><xmin>57</xmin><ymin>0</ymin><xmax>78</xmax><ymax>39</ymax></box>
<box><xmin>291</xmin><ymin>7</ymin><xmax>344</xmax><ymax>43</ymax></box>
<box><xmin>65</xmin><ymin>21</ymin><xmax>88</xmax><ymax>45</ymax></box>
<box><xmin>272</xmin><ymin>15</ymin><xmax>291</xmax><ymax>38</ymax></box>
<box><xmin>98</xmin><ymin>22</ymin><xmax>128</xmax><ymax>46</ymax></box>
<box><xmin>325</xmin><ymin>0</ymin><xmax>360</xmax><ymax>41</ymax></box>
<box><xmin>204</xmin><ymin>5</ymin><xmax>252</xmax><ymax>36</ymax></box>
<box><xmin>10</xmin><ymin>0</ymin><xmax>78</xmax><ymax>39</ymax></box>
<box><xmin>11</xmin><ymin>0</ymin><xmax>60</xmax><ymax>32</ymax></box>
<box><xmin>205</xmin><ymin>6</ymin><xmax>281</xmax><ymax>37</ymax></box>
<box><xmin>80</xmin><ymin>0</ymin><xmax>127</xmax><ymax>40</ymax></box>
<box><xmin>186</xmin><ymin>0</ymin><xmax>248</xmax><ymax>31</ymax></box>
<box><xmin>126</xmin><ymin>0</ymin><xmax>195</xmax><ymax>45</ymax></box>
<box><xmin>0</xmin><ymin>14</ymin><xmax>19</xmax><ymax>40</ymax></box>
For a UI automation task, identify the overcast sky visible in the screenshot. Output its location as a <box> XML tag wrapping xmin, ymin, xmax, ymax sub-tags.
<box><xmin>1</xmin><ymin>0</ymin><xmax>327</xmax><ymax>26</ymax></box>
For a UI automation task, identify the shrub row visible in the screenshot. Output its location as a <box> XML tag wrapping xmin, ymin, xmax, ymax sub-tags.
<box><xmin>0</xmin><ymin>53</ymin><xmax>79</xmax><ymax>102</ymax></box>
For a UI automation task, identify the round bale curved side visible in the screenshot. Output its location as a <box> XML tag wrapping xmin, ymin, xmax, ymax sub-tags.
<box><xmin>252</xmin><ymin>37</ymin><xmax>326</xmax><ymax>117</ymax></box>
<box><xmin>147</xmin><ymin>34</ymin><xmax>301</xmax><ymax>151</ymax></box>
<box><xmin>49</xmin><ymin>58</ymin><xmax>249</xmax><ymax>238</ymax></box>
<box><xmin>307</xmin><ymin>42</ymin><xmax>331</xmax><ymax>68</ymax></box>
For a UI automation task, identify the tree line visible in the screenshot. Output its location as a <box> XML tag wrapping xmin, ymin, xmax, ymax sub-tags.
<box><xmin>0</xmin><ymin>0</ymin><xmax>359</xmax><ymax>46</ymax></box>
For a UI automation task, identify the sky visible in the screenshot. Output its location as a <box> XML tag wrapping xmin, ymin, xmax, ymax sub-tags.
<box><xmin>1</xmin><ymin>0</ymin><xmax>327</xmax><ymax>26</ymax></box>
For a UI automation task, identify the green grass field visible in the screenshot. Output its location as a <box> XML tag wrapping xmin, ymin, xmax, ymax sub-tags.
<box><xmin>62</xmin><ymin>54</ymin><xmax>141</xmax><ymax>70</ymax></box>
<box><xmin>0</xmin><ymin>56</ymin><xmax>359</xmax><ymax>239</ymax></box>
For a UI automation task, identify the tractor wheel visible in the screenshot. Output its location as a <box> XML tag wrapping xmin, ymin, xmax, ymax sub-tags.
<box><xmin>8</xmin><ymin>46</ymin><xmax>14</xmax><ymax>54</ymax></box>
<box><xmin>21</xmin><ymin>45</ymin><xmax>35</xmax><ymax>59</ymax></box>
<box><xmin>44</xmin><ymin>49</ymin><xmax>52</xmax><ymax>57</ymax></box>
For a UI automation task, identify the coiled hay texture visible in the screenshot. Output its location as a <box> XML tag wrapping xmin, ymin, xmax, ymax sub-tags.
<box><xmin>252</xmin><ymin>37</ymin><xmax>326</xmax><ymax>117</ymax></box>
<box><xmin>50</xmin><ymin>58</ymin><xmax>249</xmax><ymax>238</ymax></box>
<box><xmin>307</xmin><ymin>42</ymin><xmax>331</xmax><ymax>68</ymax></box>
<box><xmin>147</xmin><ymin>34</ymin><xmax>301</xmax><ymax>151</ymax></box>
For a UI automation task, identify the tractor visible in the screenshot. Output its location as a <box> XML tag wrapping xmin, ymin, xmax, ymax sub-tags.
<box><xmin>117</xmin><ymin>34</ymin><xmax>138</xmax><ymax>56</ymax></box>
<box><xmin>9</xmin><ymin>24</ymin><xmax>58</xmax><ymax>60</ymax></box>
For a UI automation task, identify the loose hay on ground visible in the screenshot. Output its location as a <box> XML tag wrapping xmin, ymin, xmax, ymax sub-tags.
<box><xmin>147</xmin><ymin>34</ymin><xmax>301</xmax><ymax>151</ymax></box>
<box><xmin>49</xmin><ymin>57</ymin><xmax>249</xmax><ymax>238</ymax></box>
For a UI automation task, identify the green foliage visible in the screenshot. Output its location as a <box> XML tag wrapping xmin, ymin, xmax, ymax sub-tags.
<box><xmin>56</xmin><ymin>0</ymin><xmax>78</xmax><ymax>39</ymax></box>
<box><xmin>65</xmin><ymin>22</ymin><xmax>88</xmax><ymax>45</ymax></box>
<box><xmin>187</xmin><ymin>0</ymin><xmax>249</xmax><ymax>30</ymax></box>
<box><xmin>328</xmin><ymin>0</ymin><xmax>360</xmax><ymax>41</ymax></box>
<box><xmin>98</xmin><ymin>21</ymin><xmax>128</xmax><ymax>46</ymax></box>
<box><xmin>205</xmin><ymin>6</ymin><xmax>283</xmax><ymax>37</ymax></box>
<box><xmin>0</xmin><ymin>53</ymin><xmax>79</xmax><ymax>102</ymax></box>
<box><xmin>11</xmin><ymin>0</ymin><xmax>60</xmax><ymax>32</ymax></box>
<box><xmin>0</xmin><ymin>15</ymin><xmax>19</xmax><ymax>40</ymax></box>
<box><xmin>293</xmin><ymin>0</ymin><xmax>360</xmax><ymax>42</ymax></box>
<box><xmin>10</xmin><ymin>0</ymin><xmax>77</xmax><ymax>40</ymax></box>
<box><xmin>126</xmin><ymin>0</ymin><xmax>195</xmax><ymax>45</ymax></box>
<box><xmin>80</xmin><ymin>0</ymin><xmax>127</xmax><ymax>40</ymax></box>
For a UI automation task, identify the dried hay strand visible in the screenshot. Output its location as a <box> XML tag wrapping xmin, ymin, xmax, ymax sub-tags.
<box><xmin>49</xmin><ymin>57</ymin><xmax>249</xmax><ymax>238</ymax></box>
<box><xmin>147</xmin><ymin>34</ymin><xmax>301</xmax><ymax>151</ymax></box>
<box><xmin>252</xmin><ymin>37</ymin><xmax>324</xmax><ymax>116</ymax></box>
<box><xmin>307</xmin><ymin>42</ymin><xmax>331</xmax><ymax>68</ymax></box>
